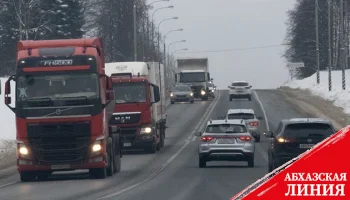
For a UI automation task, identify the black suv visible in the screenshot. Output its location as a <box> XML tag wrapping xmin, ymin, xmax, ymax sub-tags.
<box><xmin>265</xmin><ymin>118</ymin><xmax>337</xmax><ymax>172</ymax></box>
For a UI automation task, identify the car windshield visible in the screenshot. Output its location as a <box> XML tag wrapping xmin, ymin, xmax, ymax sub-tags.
<box><xmin>205</xmin><ymin>124</ymin><xmax>247</xmax><ymax>133</ymax></box>
<box><xmin>113</xmin><ymin>82</ymin><xmax>147</xmax><ymax>104</ymax></box>
<box><xmin>232</xmin><ymin>82</ymin><xmax>248</xmax><ymax>86</ymax></box>
<box><xmin>284</xmin><ymin>123</ymin><xmax>334</xmax><ymax>138</ymax></box>
<box><xmin>173</xmin><ymin>86</ymin><xmax>191</xmax><ymax>91</ymax></box>
<box><xmin>16</xmin><ymin>73</ymin><xmax>99</xmax><ymax>101</ymax></box>
<box><xmin>227</xmin><ymin>113</ymin><xmax>255</xmax><ymax>120</ymax></box>
<box><xmin>179</xmin><ymin>72</ymin><xmax>206</xmax><ymax>82</ymax></box>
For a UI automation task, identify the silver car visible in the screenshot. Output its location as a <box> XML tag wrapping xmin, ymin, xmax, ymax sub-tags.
<box><xmin>195</xmin><ymin>119</ymin><xmax>255</xmax><ymax>168</ymax></box>
<box><xmin>225</xmin><ymin>109</ymin><xmax>263</xmax><ymax>142</ymax></box>
<box><xmin>170</xmin><ymin>84</ymin><xmax>194</xmax><ymax>104</ymax></box>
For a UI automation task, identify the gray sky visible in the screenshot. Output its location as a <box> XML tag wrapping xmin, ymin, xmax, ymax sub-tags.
<box><xmin>149</xmin><ymin>0</ymin><xmax>297</xmax><ymax>89</ymax></box>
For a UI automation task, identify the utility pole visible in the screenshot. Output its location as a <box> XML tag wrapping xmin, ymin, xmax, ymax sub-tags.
<box><xmin>345</xmin><ymin>0</ymin><xmax>349</xmax><ymax>70</ymax></box>
<box><xmin>340</xmin><ymin>0</ymin><xmax>346</xmax><ymax>90</ymax></box>
<box><xmin>327</xmin><ymin>0</ymin><xmax>332</xmax><ymax>91</ymax></box>
<box><xmin>315</xmin><ymin>0</ymin><xmax>320</xmax><ymax>84</ymax></box>
<box><xmin>133</xmin><ymin>2</ymin><xmax>137</xmax><ymax>61</ymax></box>
<box><xmin>147</xmin><ymin>17</ymin><xmax>150</xmax><ymax>61</ymax></box>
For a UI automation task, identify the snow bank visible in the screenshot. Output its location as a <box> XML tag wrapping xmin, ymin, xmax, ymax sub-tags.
<box><xmin>284</xmin><ymin>70</ymin><xmax>350</xmax><ymax>114</ymax></box>
<box><xmin>0</xmin><ymin>77</ymin><xmax>16</xmax><ymax>140</ymax></box>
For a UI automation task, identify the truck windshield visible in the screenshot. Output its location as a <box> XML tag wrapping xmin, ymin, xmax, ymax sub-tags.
<box><xmin>113</xmin><ymin>82</ymin><xmax>147</xmax><ymax>104</ymax></box>
<box><xmin>16</xmin><ymin>73</ymin><xmax>99</xmax><ymax>102</ymax></box>
<box><xmin>179</xmin><ymin>72</ymin><xmax>206</xmax><ymax>82</ymax></box>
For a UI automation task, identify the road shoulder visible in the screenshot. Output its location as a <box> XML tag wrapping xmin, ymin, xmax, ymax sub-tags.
<box><xmin>278</xmin><ymin>87</ymin><xmax>349</xmax><ymax>130</ymax></box>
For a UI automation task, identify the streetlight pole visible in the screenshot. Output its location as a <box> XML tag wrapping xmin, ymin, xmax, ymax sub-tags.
<box><xmin>157</xmin><ymin>17</ymin><xmax>178</xmax><ymax>65</ymax></box>
<box><xmin>167</xmin><ymin>40</ymin><xmax>186</xmax><ymax>53</ymax></box>
<box><xmin>315</xmin><ymin>0</ymin><xmax>320</xmax><ymax>84</ymax></box>
<box><xmin>327</xmin><ymin>0</ymin><xmax>332</xmax><ymax>91</ymax></box>
<box><xmin>340</xmin><ymin>0</ymin><xmax>346</xmax><ymax>90</ymax></box>
<box><xmin>133</xmin><ymin>2</ymin><xmax>137</xmax><ymax>61</ymax></box>
<box><xmin>151</xmin><ymin>6</ymin><xmax>174</xmax><ymax>61</ymax></box>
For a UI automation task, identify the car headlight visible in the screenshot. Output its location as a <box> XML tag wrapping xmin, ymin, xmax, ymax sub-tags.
<box><xmin>140</xmin><ymin>126</ymin><xmax>152</xmax><ymax>134</ymax></box>
<box><xmin>201</xmin><ymin>90</ymin><xmax>206</xmax><ymax>95</ymax></box>
<box><xmin>190</xmin><ymin>92</ymin><xmax>193</xmax><ymax>96</ymax></box>
<box><xmin>211</xmin><ymin>90</ymin><xmax>214</xmax><ymax>92</ymax></box>
<box><xmin>170</xmin><ymin>93</ymin><xmax>173</xmax><ymax>97</ymax></box>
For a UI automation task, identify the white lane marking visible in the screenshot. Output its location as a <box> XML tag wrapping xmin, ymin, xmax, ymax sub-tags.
<box><xmin>189</xmin><ymin>92</ymin><xmax>221</xmax><ymax>142</ymax></box>
<box><xmin>98</xmin><ymin>92</ymin><xmax>222</xmax><ymax>200</ymax></box>
<box><xmin>98</xmin><ymin>140</ymin><xmax>191</xmax><ymax>200</ymax></box>
<box><xmin>252</xmin><ymin>91</ymin><xmax>270</xmax><ymax>131</ymax></box>
<box><xmin>0</xmin><ymin>181</ymin><xmax>17</xmax><ymax>189</ymax></box>
<box><xmin>252</xmin><ymin>91</ymin><xmax>270</xmax><ymax>162</ymax></box>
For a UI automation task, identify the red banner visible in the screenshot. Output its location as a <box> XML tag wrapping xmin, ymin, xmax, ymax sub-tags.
<box><xmin>231</xmin><ymin>126</ymin><xmax>350</xmax><ymax>199</ymax></box>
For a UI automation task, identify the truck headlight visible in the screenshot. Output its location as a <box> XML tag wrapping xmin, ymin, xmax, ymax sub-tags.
<box><xmin>19</xmin><ymin>143</ymin><xmax>29</xmax><ymax>155</ymax></box>
<box><xmin>201</xmin><ymin>90</ymin><xmax>206</xmax><ymax>95</ymax></box>
<box><xmin>91</xmin><ymin>136</ymin><xmax>104</xmax><ymax>153</ymax></box>
<box><xmin>190</xmin><ymin>92</ymin><xmax>193</xmax><ymax>96</ymax></box>
<box><xmin>140</xmin><ymin>127</ymin><xmax>152</xmax><ymax>134</ymax></box>
<box><xmin>211</xmin><ymin>90</ymin><xmax>214</xmax><ymax>92</ymax></box>
<box><xmin>92</xmin><ymin>141</ymin><xmax>102</xmax><ymax>152</ymax></box>
<box><xmin>170</xmin><ymin>93</ymin><xmax>173</xmax><ymax>97</ymax></box>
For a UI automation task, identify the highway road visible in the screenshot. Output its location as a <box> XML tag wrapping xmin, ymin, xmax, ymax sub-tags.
<box><xmin>0</xmin><ymin>90</ymin><xmax>306</xmax><ymax>200</ymax></box>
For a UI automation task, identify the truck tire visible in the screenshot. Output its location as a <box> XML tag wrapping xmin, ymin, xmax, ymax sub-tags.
<box><xmin>114</xmin><ymin>154</ymin><xmax>121</xmax><ymax>173</ymax></box>
<box><xmin>37</xmin><ymin>171</ymin><xmax>51</xmax><ymax>181</ymax></box>
<box><xmin>190</xmin><ymin>100</ymin><xmax>194</xmax><ymax>104</ymax></box>
<box><xmin>20</xmin><ymin>171</ymin><xmax>36</xmax><ymax>182</ymax></box>
<box><xmin>107</xmin><ymin>152</ymin><xmax>114</xmax><ymax>177</ymax></box>
<box><xmin>90</xmin><ymin>167</ymin><xmax>107</xmax><ymax>179</ymax></box>
<box><xmin>146</xmin><ymin>145</ymin><xmax>157</xmax><ymax>154</ymax></box>
<box><xmin>160</xmin><ymin>127</ymin><xmax>165</xmax><ymax>148</ymax></box>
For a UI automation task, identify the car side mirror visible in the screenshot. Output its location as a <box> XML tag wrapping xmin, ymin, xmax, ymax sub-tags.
<box><xmin>194</xmin><ymin>132</ymin><xmax>202</xmax><ymax>136</ymax></box>
<box><xmin>257</xmin><ymin>116</ymin><xmax>264</xmax><ymax>120</ymax></box>
<box><xmin>264</xmin><ymin>131</ymin><xmax>274</xmax><ymax>138</ymax></box>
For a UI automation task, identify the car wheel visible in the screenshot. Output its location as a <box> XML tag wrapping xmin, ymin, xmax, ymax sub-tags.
<box><xmin>171</xmin><ymin>101</ymin><xmax>174</xmax><ymax>104</ymax></box>
<box><xmin>247</xmin><ymin>156</ymin><xmax>254</xmax><ymax>168</ymax></box>
<box><xmin>199</xmin><ymin>156</ymin><xmax>206</xmax><ymax>168</ymax></box>
<box><xmin>190</xmin><ymin>100</ymin><xmax>194</xmax><ymax>103</ymax></box>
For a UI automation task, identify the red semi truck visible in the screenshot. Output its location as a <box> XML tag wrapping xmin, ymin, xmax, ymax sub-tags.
<box><xmin>105</xmin><ymin>62</ymin><xmax>166</xmax><ymax>153</ymax></box>
<box><xmin>3</xmin><ymin>38</ymin><xmax>122</xmax><ymax>181</ymax></box>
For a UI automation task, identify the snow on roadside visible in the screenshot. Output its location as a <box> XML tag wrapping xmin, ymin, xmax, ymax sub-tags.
<box><xmin>0</xmin><ymin>77</ymin><xmax>16</xmax><ymax>140</ymax></box>
<box><xmin>283</xmin><ymin>70</ymin><xmax>350</xmax><ymax>114</ymax></box>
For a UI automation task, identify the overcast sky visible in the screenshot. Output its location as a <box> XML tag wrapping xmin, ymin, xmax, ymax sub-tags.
<box><xmin>149</xmin><ymin>0</ymin><xmax>297</xmax><ymax>89</ymax></box>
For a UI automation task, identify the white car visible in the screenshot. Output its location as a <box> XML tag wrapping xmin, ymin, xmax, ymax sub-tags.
<box><xmin>225</xmin><ymin>109</ymin><xmax>264</xmax><ymax>142</ymax></box>
<box><xmin>228</xmin><ymin>81</ymin><xmax>252</xmax><ymax>101</ymax></box>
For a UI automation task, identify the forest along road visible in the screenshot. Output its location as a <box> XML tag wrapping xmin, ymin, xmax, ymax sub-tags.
<box><xmin>0</xmin><ymin>90</ymin><xmax>308</xmax><ymax>200</ymax></box>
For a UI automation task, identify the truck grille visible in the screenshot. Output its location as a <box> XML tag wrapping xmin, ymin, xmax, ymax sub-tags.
<box><xmin>110</xmin><ymin>113</ymin><xmax>141</xmax><ymax>124</ymax></box>
<box><xmin>120</xmin><ymin>128</ymin><xmax>138</xmax><ymax>143</ymax></box>
<box><xmin>27</xmin><ymin>122</ymin><xmax>91</xmax><ymax>164</ymax></box>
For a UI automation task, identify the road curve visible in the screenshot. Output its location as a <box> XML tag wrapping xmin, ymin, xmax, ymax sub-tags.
<box><xmin>0</xmin><ymin>90</ymin><xmax>308</xmax><ymax>200</ymax></box>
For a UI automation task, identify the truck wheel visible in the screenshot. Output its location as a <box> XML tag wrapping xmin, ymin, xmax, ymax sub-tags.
<box><xmin>20</xmin><ymin>171</ymin><xmax>36</xmax><ymax>182</ymax></box>
<box><xmin>156</xmin><ymin>141</ymin><xmax>161</xmax><ymax>151</ymax></box>
<box><xmin>37</xmin><ymin>171</ymin><xmax>51</xmax><ymax>181</ymax></box>
<box><xmin>107</xmin><ymin>151</ymin><xmax>114</xmax><ymax>176</ymax></box>
<box><xmin>160</xmin><ymin>128</ymin><xmax>165</xmax><ymax>148</ymax></box>
<box><xmin>190</xmin><ymin>100</ymin><xmax>194</xmax><ymax>104</ymax></box>
<box><xmin>114</xmin><ymin>154</ymin><xmax>121</xmax><ymax>173</ymax></box>
<box><xmin>146</xmin><ymin>145</ymin><xmax>157</xmax><ymax>154</ymax></box>
<box><xmin>90</xmin><ymin>167</ymin><xmax>107</xmax><ymax>179</ymax></box>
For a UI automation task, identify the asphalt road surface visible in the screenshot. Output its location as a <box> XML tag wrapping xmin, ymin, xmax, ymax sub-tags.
<box><xmin>0</xmin><ymin>90</ymin><xmax>305</xmax><ymax>200</ymax></box>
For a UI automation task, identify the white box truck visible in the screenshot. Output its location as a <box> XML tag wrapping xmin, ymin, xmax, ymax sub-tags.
<box><xmin>175</xmin><ymin>57</ymin><xmax>212</xmax><ymax>100</ymax></box>
<box><xmin>105</xmin><ymin>62</ymin><xmax>166</xmax><ymax>153</ymax></box>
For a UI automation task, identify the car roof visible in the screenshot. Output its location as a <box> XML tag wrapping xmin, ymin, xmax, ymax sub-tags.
<box><xmin>281</xmin><ymin>118</ymin><xmax>332</xmax><ymax>125</ymax></box>
<box><xmin>206</xmin><ymin>119</ymin><xmax>246</xmax><ymax>125</ymax></box>
<box><xmin>227</xmin><ymin>109</ymin><xmax>255</xmax><ymax>115</ymax></box>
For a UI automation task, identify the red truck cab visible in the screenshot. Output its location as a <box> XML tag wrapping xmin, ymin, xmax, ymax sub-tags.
<box><xmin>105</xmin><ymin>62</ymin><xmax>166</xmax><ymax>154</ymax></box>
<box><xmin>4</xmin><ymin>38</ymin><xmax>122</xmax><ymax>181</ymax></box>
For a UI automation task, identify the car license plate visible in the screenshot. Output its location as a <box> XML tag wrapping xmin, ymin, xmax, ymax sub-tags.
<box><xmin>51</xmin><ymin>164</ymin><xmax>70</xmax><ymax>170</ymax></box>
<box><xmin>218</xmin><ymin>139</ymin><xmax>235</xmax><ymax>144</ymax></box>
<box><xmin>124</xmin><ymin>142</ymin><xmax>131</xmax><ymax>147</ymax></box>
<box><xmin>299</xmin><ymin>144</ymin><xmax>314</xmax><ymax>149</ymax></box>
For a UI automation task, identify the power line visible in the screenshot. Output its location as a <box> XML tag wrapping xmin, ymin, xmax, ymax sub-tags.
<box><xmin>174</xmin><ymin>43</ymin><xmax>290</xmax><ymax>54</ymax></box>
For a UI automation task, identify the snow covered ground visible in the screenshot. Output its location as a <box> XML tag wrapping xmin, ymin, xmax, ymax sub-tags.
<box><xmin>0</xmin><ymin>77</ymin><xmax>16</xmax><ymax>142</ymax></box>
<box><xmin>284</xmin><ymin>70</ymin><xmax>350</xmax><ymax>114</ymax></box>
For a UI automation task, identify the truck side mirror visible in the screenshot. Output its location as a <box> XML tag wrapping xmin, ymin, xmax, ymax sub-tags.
<box><xmin>4</xmin><ymin>75</ymin><xmax>15</xmax><ymax>113</ymax></box>
<box><xmin>105</xmin><ymin>77</ymin><xmax>114</xmax><ymax>101</ymax></box>
<box><xmin>153</xmin><ymin>85</ymin><xmax>160</xmax><ymax>103</ymax></box>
